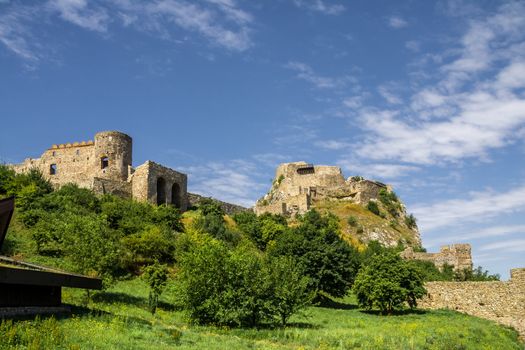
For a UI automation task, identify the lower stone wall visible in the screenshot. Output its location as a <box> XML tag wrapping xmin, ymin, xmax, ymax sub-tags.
<box><xmin>188</xmin><ymin>193</ymin><xmax>248</xmax><ymax>215</ymax></box>
<box><xmin>92</xmin><ymin>177</ymin><xmax>132</xmax><ymax>199</ymax></box>
<box><xmin>419</xmin><ymin>268</ymin><xmax>525</xmax><ymax>339</ymax></box>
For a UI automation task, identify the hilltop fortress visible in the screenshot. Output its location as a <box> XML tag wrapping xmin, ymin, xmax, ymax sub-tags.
<box><xmin>255</xmin><ymin>161</ymin><xmax>391</xmax><ymax>216</ymax></box>
<box><xmin>11</xmin><ymin>131</ymin><xmax>189</xmax><ymax>210</ymax></box>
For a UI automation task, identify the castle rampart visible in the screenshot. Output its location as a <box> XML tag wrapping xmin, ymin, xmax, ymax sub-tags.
<box><xmin>10</xmin><ymin>131</ymin><xmax>188</xmax><ymax>209</ymax></box>
<box><xmin>420</xmin><ymin>268</ymin><xmax>525</xmax><ymax>339</ymax></box>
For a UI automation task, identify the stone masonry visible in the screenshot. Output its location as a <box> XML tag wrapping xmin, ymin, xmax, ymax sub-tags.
<box><xmin>401</xmin><ymin>244</ymin><xmax>473</xmax><ymax>272</ymax></box>
<box><xmin>255</xmin><ymin>161</ymin><xmax>390</xmax><ymax>216</ymax></box>
<box><xmin>419</xmin><ymin>268</ymin><xmax>525</xmax><ymax>339</ymax></box>
<box><xmin>11</xmin><ymin>131</ymin><xmax>188</xmax><ymax>210</ymax></box>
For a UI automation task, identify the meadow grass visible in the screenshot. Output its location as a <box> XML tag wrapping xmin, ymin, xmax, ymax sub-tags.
<box><xmin>1</xmin><ymin>278</ymin><xmax>522</xmax><ymax>349</ymax></box>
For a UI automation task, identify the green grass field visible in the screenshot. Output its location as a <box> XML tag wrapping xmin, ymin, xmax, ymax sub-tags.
<box><xmin>1</xmin><ymin>278</ymin><xmax>523</xmax><ymax>350</ymax></box>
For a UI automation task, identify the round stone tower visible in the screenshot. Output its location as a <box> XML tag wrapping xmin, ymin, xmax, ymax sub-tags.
<box><xmin>94</xmin><ymin>131</ymin><xmax>132</xmax><ymax>181</ymax></box>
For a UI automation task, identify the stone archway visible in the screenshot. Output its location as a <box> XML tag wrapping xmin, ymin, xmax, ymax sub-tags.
<box><xmin>171</xmin><ymin>183</ymin><xmax>181</xmax><ymax>208</ymax></box>
<box><xmin>157</xmin><ymin>177</ymin><xmax>166</xmax><ymax>205</ymax></box>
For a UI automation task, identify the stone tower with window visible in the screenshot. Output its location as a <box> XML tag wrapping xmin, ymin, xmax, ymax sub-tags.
<box><xmin>10</xmin><ymin>131</ymin><xmax>188</xmax><ymax>210</ymax></box>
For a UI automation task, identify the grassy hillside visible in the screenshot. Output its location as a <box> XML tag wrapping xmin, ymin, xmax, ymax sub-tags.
<box><xmin>2</xmin><ymin>278</ymin><xmax>522</xmax><ymax>349</ymax></box>
<box><xmin>313</xmin><ymin>200</ymin><xmax>420</xmax><ymax>250</ymax></box>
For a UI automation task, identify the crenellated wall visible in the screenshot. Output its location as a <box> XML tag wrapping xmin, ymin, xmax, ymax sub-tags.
<box><xmin>420</xmin><ymin>268</ymin><xmax>525</xmax><ymax>339</ymax></box>
<box><xmin>10</xmin><ymin>131</ymin><xmax>189</xmax><ymax>210</ymax></box>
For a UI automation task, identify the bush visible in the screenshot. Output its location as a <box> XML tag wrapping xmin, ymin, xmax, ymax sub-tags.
<box><xmin>405</xmin><ymin>214</ymin><xmax>417</xmax><ymax>229</ymax></box>
<box><xmin>366</xmin><ymin>201</ymin><xmax>381</xmax><ymax>216</ymax></box>
<box><xmin>142</xmin><ymin>261</ymin><xmax>169</xmax><ymax>314</ymax></box>
<box><xmin>353</xmin><ymin>252</ymin><xmax>426</xmax><ymax>314</ymax></box>
<box><xmin>347</xmin><ymin>216</ymin><xmax>358</xmax><ymax>227</ymax></box>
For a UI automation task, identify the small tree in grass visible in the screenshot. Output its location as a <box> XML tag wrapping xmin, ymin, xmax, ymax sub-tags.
<box><xmin>353</xmin><ymin>252</ymin><xmax>426</xmax><ymax>314</ymax></box>
<box><xmin>143</xmin><ymin>261</ymin><xmax>169</xmax><ymax>314</ymax></box>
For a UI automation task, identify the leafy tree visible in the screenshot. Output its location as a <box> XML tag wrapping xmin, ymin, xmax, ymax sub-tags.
<box><xmin>121</xmin><ymin>225</ymin><xmax>176</xmax><ymax>267</ymax></box>
<box><xmin>176</xmin><ymin>234</ymin><xmax>311</xmax><ymax>327</ymax></box>
<box><xmin>142</xmin><ymin>262</ymin><xmax>169</xmax><ymax>314</ymax></box>
<box><xmin>455</xmin><ymin>266</ymin><xmax>500</xmax><ymax>281</ymax></box>
<box><xmin>353</xmin><ymin>252</ymin><xmax>426</xmax><ymax>314</ymax></box>
<box><xmin>194</xmin><ymin>198</ymin><xmax>238</xmax><ymax>244</ymax></box>
<box><xmin>233</xmin><ymin>211</ymin><xmax>288</xmax><ymax>250</ymax></box>
<box><xmin>269</xmin><ymin>210</ymin><xmax>361</xmax><ymax>298</ymax></box>
<box><xmin>264</xmin><ymin>256</ymin><xmax>312</xmax><ymax>326</ymax></box>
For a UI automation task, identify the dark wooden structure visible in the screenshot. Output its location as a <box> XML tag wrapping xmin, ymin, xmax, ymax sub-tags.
<box><xmin>0</xmin><ymin>197</ymin><xmax>101</xmax><ymax>308</ymax></box>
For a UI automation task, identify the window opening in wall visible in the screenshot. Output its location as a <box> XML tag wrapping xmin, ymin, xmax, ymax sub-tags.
<box><xmin>76</xmin><ymin>149</ymin><xmax>80</xmax><ymax>155</ymax></box>
<box><xmin>50</xmin><ymin>164</ymin><xmax>57</xmax><ymax>175</ymax></box>
<box><xmin>157</xmin><ymin>178</ymin><xmax>166</xmax><ymax>205</ymax></box>
<box><xmin>52</xmin><ymin>151</ymin><xmax>56</xmax><ymax>156</ymax></box>
<box><xmin>171</xmin><ymin>183</ymin><xmax>181</xmax><ymax>208</ymax></box>
<box><xmin>101</xmin><ymin>156</ymin><xmax>109</xmax><ymax>169</ymax></box>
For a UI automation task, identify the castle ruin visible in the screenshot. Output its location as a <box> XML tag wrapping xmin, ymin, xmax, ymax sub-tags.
<box><xmin>11</xmin><ymin>131</ymin><xmax>188</xmax><ymax>210</ymax></box>
<box><xmin>255</xmin><ymin>161</ymin><xmax>389</xmax><ymax>216</ymax></box>
<box><xmin>401</xmin><ymin>244</ymin><xmax>473</xmax><ymax>272</ymax></box>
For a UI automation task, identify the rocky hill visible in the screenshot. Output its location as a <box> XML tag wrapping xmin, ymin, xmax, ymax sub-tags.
<box><xmin>254</xmin><ymin>161</ymin><xmax>421</xmax><ymax>248</ymax></box>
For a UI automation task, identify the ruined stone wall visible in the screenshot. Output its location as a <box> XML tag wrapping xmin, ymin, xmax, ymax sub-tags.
<box><xmin>401</xmin><ymin>244</ymin><xmax>473</xmax><ymax>271</ymax></box>
<box><xmin>318</xmin><ymin>179</ymin><xmax>386</xmax><ymax>204</ymax></box>
<box><xmin>130</xmin><ymin>161</ymin><xmax>188</xmax><ymax>210</ymax></box>
<box><xmin>187</xmin><ymin>193</ymin><xmax>248</xmax><ymax>215</ymax></box>
<box><xmin>11</xmin><ymin>131</ymin><xmax>133</xmax><ymax>192</ymax></box>
<box><xmin>420</xmin><ymin>268</ymin><xmax>525</xmax><ymax>339</ymax></box>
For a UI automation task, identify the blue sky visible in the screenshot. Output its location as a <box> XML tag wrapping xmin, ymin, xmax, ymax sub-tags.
<box><xmin>1</xmin><ymin>0</ymin><xmax>524</xmax><ymax>278</ymax></box>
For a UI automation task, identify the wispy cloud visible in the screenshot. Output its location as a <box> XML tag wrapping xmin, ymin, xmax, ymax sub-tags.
<box><xmin>179</xmin><ymin>160</ymin><xmax>267</xmax><ymax>207</ymax></box>
<box><xmin>353</xmin><ymin>2</ymin><xmax>525</xmax><ymax>165</ymax></box>
<box><xmin>292</xmin><ymin>0</ymin><xmax>345</xmax><ymax>15</ymax></box>
<box><xmin>424</xmin><ymin>224</ymin><xmax>525</xmax><ymax>248</ymax></box>
<box><xmin>49</xmin><ymin>0</ymin><xmax>110</xmax><ymax>32</ymax></box>
<box><xmin>338</xmin><ymin>160</ymin><xmax>419</xmax><ymax>180</ymax></box>
<box><xmin>412</xmin><ymin>184</ymin><xmax>525</xmax><ymax>231</ymax></box>
<box><xmin>388</xmin><ymin>15</ymin><xmax>408</xmax><ymax>29</ymax></box>
<box><xmin>286</xmin><ymin>61</ymin><xmax>352</xmax><ymax>89</ymax></box>
<box><xmin>479</xmin><ymin>239</ymin><xmax>525</xmax><ymax>253</ymax></box>
<box><xmin>0</xmin><ymin>0</ymin><xmax>255</xmax><ymax>64</ymax></box>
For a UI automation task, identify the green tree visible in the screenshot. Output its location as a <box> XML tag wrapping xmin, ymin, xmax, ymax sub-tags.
<box><xmin>269</xmin><ymin>210</ymin><xmax>361</xmax><ymax>299</ymax></box>
<box><xmin>142</xmin><ymin>262</ymin><xmax>169</xmax><ymax>314</ymax></box>
<box><xmin>264</xmin><ymin>256</ymin><xmax>312</xmax><ymax>326</ymax></box>
<box><xmin>353</xmin><ymin>252</ymin><xmax>426</xmax><ymax>314</ymax></box>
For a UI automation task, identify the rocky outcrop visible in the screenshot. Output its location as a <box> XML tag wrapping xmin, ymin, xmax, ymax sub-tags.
<box><xmin>255</xmin><ymin>161</ymin><xmax>422</xmax><ymax>248</ymax></box>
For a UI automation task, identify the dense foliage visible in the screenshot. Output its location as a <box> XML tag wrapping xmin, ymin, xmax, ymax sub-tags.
<box><xmin>268</xmin><ymin>210</ymin><xmax>361</xmax><ymax>299</ymax></box>
<box><xmin>142</xmin><ymin>261</ymin><xmax>169</xmax><ymax>314</ymax></box>
<box><xmin>353</xmin><ymin>252</ymin><xmax>427</xmax><ymax>314</ymax></box>
<box><xmin>175</xmin><ymin>234</ymin><xmax>311</xmax><ymax>327</ymax></box>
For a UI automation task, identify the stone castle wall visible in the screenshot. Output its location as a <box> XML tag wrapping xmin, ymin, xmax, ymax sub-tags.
<box><xmin>11</xmin><ymin>131</ymin><xmax>188</xmax><ymax>210</ymax></box>
<box><xmin>401</xmin><ymin>244</ymin><xmax>473</xmax><ymax>271</ymax></box>
<box><xmin>255</xmin><ymin>162</ymin><xmax>389</xmax><ymax>216</ymax></box>
<box><xmin>420</xmin><ymin>268</ymin><xmax>525</xmax><ymax>339</ymax></box>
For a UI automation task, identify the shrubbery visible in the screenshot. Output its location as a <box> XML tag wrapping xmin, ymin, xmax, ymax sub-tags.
<box><xmin>353</xmin><ymin>252</ymin><xmax>426</xmax><ymax>314</ymax></box>
<box><xmin>175</xmin><ymin>234</ymin><xmax>311</xmax><ymax>327</ymax></box>
<box><xmin>366</xmin><ymin>201</ymin><xmax>381</xmax><ymax>216</ymax></box>
<box><xmin>269</xmin><ymin>210</ymin><xmax>361</xmax><ymax>299</ymax></box>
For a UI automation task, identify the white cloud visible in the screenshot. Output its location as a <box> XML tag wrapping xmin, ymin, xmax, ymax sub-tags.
<box><xmin>314</xmin><ymin>140</ymin><xmax>350</xmax><ymax>150</ymax></box>
<box><xmin>405</xmin><ymin>40</ymin><xmax>420</xmax><ymax>52</ymax></box>
<box><xmin>180</xmin><ymin>160</ymin><xmax>267</xmax><ymax>207</ymax></box>
<box><xmin>286</xmin><ymin>61</ymin><xmax>351</xmax><ymax>89</ymax></box>
<box><xmin>424</xmin><ymin>224</ymin><xmax>525</xmax><ymax>248</ymax></box>
<box><xmin>292</xmin><ymin>0</ymin><xmax>345</xmax><ymax>15</ymax></box>
<box><xmin>352</xmin><ymin>3</ymin><xmax>525</xmax><ymax>165</ymax></box>
<box><xmin>0</xmin><ymin>0</ymin><xmax>254</xmax><ymax>64</ymax></box>
<box><xmin>479</xmin><ymin>239</ymin><xmax>525</xmax><ymax>253</ymax></box>
<box><xmin>338</xmin><ymin>159</ymin><xmax>419</xmax><ymax>180</ymax></box>
<box><xmin>412</xmin><ymin>184</ymin><xmax>525</xmax><ymax>231</ymax></box>
<box><xmin>49</xmin><ymin>0</ymin><xmax>110</xmax><ymax>32</ymax></box>
<box><xmin>388</xmin><ymin>16</ymin><xmax>408</xmax><ymax>29</ymax></box>
<box><xmin>378</xmin><ymin>84</ymin><xmax>402</xmax><ymax>105</ymax></box>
